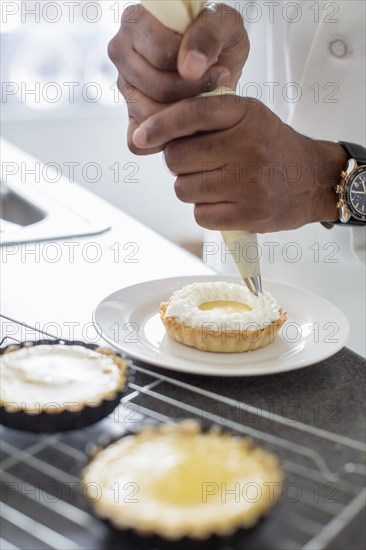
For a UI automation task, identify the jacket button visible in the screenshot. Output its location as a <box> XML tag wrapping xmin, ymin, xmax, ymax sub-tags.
<box><xmin>329</xmin><ymin>39</ymin><xmax>349</xmax><ymax>58</ymax></box>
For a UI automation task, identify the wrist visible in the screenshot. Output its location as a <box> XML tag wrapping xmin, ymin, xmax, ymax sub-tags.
<box><xmin>312</xmin><ymin>140</ymin><xmax>348</xmax><ymax>223</ymax></box>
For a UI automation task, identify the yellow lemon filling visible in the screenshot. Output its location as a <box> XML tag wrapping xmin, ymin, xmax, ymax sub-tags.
<box><xmin>144</xmin><ymin>433</ymin><xmax>249</xmax><ymax>506</ymax></box>
<box><xmin>82</xmin><ymin>422</ymin><xmax>283</xmax><ymax>538</ymax></box>
<box><xmin>199</xmin><ymin>300</ymin><xmax>252</xmax><ymax>313</ymax></box>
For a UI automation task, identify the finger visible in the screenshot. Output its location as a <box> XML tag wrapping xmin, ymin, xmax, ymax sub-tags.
<box><xmin>178</xmin><ymin>4</ymin><xmax>248</xmax><ymax>83</ymax></box>
<box><xmin>117</xmin><ymin>74</ymin><xmax>163</xmax><ymax>123</ymax></box>
<box><xmin>117</xmin><ymin>75</ymin><xmax>164</xmax><ymax>155</ymax></box>
<box><xmin>174</xmin><ymin>166</ymin><xmax>261</xmax><ymax>205</ymax></box>
<box><xmin>194</xmin><ymin>202</ymin><xmax>241</xmax><ymax>230</ymax></box>
<box><xmin>164</xmin><ymin>132</ymin><xmax>243</xmax><ymax>175</ymax></box>
<box><xmin>127</xmin><ymin>117</ymin><xmax>163</xmax><ymax>156</ymax></box>
<box><xmin>114</xmin><ymin>43</ymin><xmax>229</xmax><ymax>104</ymax></box>
<box><xmin>109</xmin><ymin>4</ymin><xmax>181</xmax><ymax>72</ymax></box>
<box><xmin>117</xmin><ymin>75</ymin><xmax>166</xmax><ymax>154</ymax></box>
<box><xmin>174</xmin><ymin>170</ymin><xmax>229</xmax><ymax>204</ymax></box>
<box><xmin>194</xmin><ymin>202</ymin><xmax>263</xmax><ymax>232</ymax></box>
<box><xmin>133</xmin><ymin>95</ymin><xmax>248</xmax><ymax>149</ymax></box>
<box><xmin>131</xmin><ymin>5</ymin><xmax>182</xmax><ymax>71</ymax></box>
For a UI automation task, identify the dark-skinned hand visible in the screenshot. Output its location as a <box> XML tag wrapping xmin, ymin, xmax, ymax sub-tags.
<box><xmin>108</xmin><ymin>3</ymin><xmax>249</xmax><ymax>155</ymax></box>
<box><xmin>109</xmin><ymin>3</ymin><xmax>346</xmax><ymax>232</ymax></box>
<box><xmin>131</xmin><ymin>94</ymin><xmax>347</xmax><ymax>232</ymax></box>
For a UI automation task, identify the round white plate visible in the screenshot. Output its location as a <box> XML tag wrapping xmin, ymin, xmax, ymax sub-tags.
<box><xmin>93</xmin><ymin>275</ymin><xmax>349</xmax><ymax>377</ymax></box>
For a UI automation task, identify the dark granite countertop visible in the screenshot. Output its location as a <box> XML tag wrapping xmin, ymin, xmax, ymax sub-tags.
<box><xmin>1</xmin><ymin>346</ymin><xmax>365</xmax><ymax>550</ymax></box>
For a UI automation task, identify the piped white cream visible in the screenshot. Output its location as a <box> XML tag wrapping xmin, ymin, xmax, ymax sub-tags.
<box><xmin>165</xmin><ymin>282</ymin><xmax>281</xmax><ymax>330</ymax></box>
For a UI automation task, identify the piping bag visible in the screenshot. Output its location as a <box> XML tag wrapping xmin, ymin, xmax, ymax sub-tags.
<box><xmin>141</xmin><ymin>0</ymin><xmax>262</xmax><ymax>295</ymax></box>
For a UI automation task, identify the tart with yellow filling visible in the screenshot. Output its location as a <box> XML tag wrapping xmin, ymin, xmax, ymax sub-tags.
<box><xmin>0</xmin><ymin>340</ymin><xmax>129</xmax><ymax>432</ymax></box>
<box><xmin>160</xmin><ymin>282</ymin><xmax>287</xmax><ymax>352</ymax></box>
<box><xmin>82</xmin><ymin>421</ymin><xmax>283</xmax><ymax>539</ymax></box>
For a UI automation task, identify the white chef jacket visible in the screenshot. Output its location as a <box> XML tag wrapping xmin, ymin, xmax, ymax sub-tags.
<box><xmin>203</xmin><ymin>1</ymin><xmax>366</xmax><ymax>356</ymax></box>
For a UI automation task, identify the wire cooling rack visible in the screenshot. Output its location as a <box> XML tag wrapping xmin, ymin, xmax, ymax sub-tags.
<box><xmin>0</xmin><ymin>314</ymin><xmax>365</xmax><ymax>550</ymax></box>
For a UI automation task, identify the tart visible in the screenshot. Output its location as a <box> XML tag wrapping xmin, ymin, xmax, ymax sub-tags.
<box><xmin>82</xmin><ymin>421</ymin><xmax>283</xmax><ymax>539</ymax></box>
<box><xmin>160</xmin><ymin>282</ymin><xmax>287</xmax><ymax>352</ymax></box>
<box><xmin>0</xmin><ymin>340</ymin><xmax>129</xmax><ymax>432</ymax></box>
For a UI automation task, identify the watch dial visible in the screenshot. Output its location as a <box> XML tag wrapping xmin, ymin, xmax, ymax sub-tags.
<box><xmin>349</xmin><ymin>170</ymin><xmax>366</xmax><ymax>217</ymax></box>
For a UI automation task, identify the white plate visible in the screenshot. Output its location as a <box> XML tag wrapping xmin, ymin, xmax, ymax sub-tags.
<box><xmin>93</xmin><ymin>275</ymin><xmax>349</xmax><ymax>377</ymax></box>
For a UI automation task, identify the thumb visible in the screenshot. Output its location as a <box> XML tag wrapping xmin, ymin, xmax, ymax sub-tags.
<box><xmin>177</xmin><ymin>3</ymin><xmax>248</xmax><ymax>84</ymax></box>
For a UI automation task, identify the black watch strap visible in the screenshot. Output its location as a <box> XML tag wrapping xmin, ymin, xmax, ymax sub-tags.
<box><xmin>330</xmin><ymin>219</ymin><xmax>366</xmax><ymax>227</ymax></box>
<box><xmin>338</xmin><ymin>141</ymin><xmax>366</xmax><ymax>164</ymax></box>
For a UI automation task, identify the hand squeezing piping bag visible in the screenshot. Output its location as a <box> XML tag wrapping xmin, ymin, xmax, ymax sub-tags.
<box><xmin>141</xmin><ymin>0</ymin><xmax>262</xmax><ymax>294</ymax></box>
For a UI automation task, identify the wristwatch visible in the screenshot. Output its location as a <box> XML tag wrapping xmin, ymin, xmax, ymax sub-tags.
<box><xmin>334</xmin><ymin>141</ymin><xmax>366</xmax><ymax>225</ymax></box>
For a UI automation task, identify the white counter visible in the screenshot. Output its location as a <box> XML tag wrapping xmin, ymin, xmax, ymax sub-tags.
<box><xmin>1</xmin><ymin>141</ymin><xmax>212</xmax><ymax>343</ymax></box>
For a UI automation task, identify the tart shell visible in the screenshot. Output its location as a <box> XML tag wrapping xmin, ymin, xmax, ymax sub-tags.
<box><xmin>81</xmin><ymin>421</ymin><xmax>283</xmax><ymax>540</ymax></box>
<box><xmin>0</xmin><ymin>340</ymin><xmax>130</xmax><ymax>432</ymax></box>
<box><xmin>160</xmin><ymin>301</ymin><xmax>287</xmax><ymax>353</ymax></box>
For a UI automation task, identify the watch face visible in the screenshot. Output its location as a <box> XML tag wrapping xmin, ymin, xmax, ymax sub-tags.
<box><xmin>346</xmin><ymin>166</ymin><xmax>366</xmax><ymax>220</ymax></box>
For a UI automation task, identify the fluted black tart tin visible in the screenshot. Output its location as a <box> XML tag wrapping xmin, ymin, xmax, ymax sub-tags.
<box><xmin>80</xmin><ymin>421</ymin><xmax>283</xmax><ymax>542</ymax></box>
<box><xmin>0</xmin><ymin>339</ymin><xmax>130</xmax><ymax>433</ymax></box>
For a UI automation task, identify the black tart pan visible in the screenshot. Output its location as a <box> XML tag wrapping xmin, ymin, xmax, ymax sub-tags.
<box><xmin>0</xmin><ymin>339</ymin><xmax>130</xmax><ymax>433</ymax></box>
<box><xmin>80</xmin><ymin>421</ymin><xmax>283</xmax><ymax>541</ymax></box>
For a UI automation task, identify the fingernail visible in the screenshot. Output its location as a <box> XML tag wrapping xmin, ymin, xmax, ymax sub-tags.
<box><xmin>181</xmin><ymin>50</ymin><xmax>208</xmax><ymax>79</ymax></box>
<box><xmin>133</xmin><ymin>127</ymin><xmax>148</xmax><ymax>148</ymax></box>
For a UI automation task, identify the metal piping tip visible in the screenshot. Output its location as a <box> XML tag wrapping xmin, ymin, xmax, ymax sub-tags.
<box><xmin>243</xmin><ymin>275</ymin><xmax>263</xmax><ymax>296</ymax></box>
